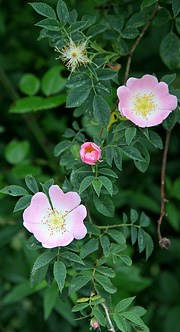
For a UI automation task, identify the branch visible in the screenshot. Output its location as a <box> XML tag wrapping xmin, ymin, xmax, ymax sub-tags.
<box><xmin>101</xmin><ymin>303</ymin><xmax>116</xmax><ymax>332</ymax></box>
<box><xmin>124</xmin><ymin>1</ymin><xmax>159</xmax><ymax>84</ymax></box>
<box><xmin>157</xmin><ymin>128</ymin><xmax>174</xmax><ymax>249</ymax></box>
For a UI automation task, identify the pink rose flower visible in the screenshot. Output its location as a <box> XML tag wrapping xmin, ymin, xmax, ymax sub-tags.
<box><xmin>80</xmin><ymin>142</ymin><xmax>102</xmax><ymax>165</ymax></box>
<box><xmin>23</xmin><ymin>185</ymin><xmax>87</xmax><ymax>248</ymax></box>
<box><xmin>117</xmin><ymin>74</ymin><xmax>177</xmax><ymax>127</ymax></box>
<box><xmin>90</xmin><ymin>318</ymin><xmax>100</xmax><ymax>329</ymax></box>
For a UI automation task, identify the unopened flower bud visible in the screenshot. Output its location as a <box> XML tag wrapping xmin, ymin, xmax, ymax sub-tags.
<box><xmin>91</xmin><ymin>318</ymin><xmax>100</xmax><ymax>329</ymax></box>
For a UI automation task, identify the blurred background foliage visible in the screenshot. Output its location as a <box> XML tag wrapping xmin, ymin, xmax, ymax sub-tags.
<box><xmin>0</xmin><ymin>0</ymin><xmax>180</xmax><ymax>331</ymax></box>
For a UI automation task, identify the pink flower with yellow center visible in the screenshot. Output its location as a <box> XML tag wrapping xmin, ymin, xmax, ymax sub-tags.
<box><xmin>80</xmin><ymin>142</ymin><xmax>102</xmax><ymax>165</ymax></box>
<box><xmin>23</xmin><ymin>185</ymin><xmax>87</xmax><ymax>248</ymax></box>
<box><xmin>117</xmin><ymin>74</ymin><xmax>177</xmax><ymax>127</ymax></box>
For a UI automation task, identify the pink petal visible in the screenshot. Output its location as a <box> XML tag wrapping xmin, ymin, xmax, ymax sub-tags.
<box><xmin>91</xmin><ymin>143</ymin><xmax>101</xmax><ymax>153</ymax></box>
<box><xmin>152</xmin><ymin>81</ymin><xmax>169</xmax><ymax>99</ymax></box>
<box><xmin>23</xmin><ymin>192</ymin><xmax>51</xmax><ymax>225</ymax></box>
<box><xmin>49</xmin><ymin>185</ymin><xmax>81</xmax><ymax>214</ymax></box>
<box><xmin>158</xmin><ymin>94</ymin><xmax>177</xmax><ymax>110</ymax></box>
<box><xmin>80</xmin><ymin>142</ymin><xmax>91</xmax><ymax>149</ymax></box>
<box><xmin>65</xmin><ymin>205</ymin><xmax>87</xmax><ymax>239</ymax></box>
<box><xmin>122</xmin><ymin>108</ymin><xmax>148</xmax><ymax>127</ymax></box>
<box><xmin>144</xmin><ymin>109</ymin><xmax>172</xmax><ymax>127</ymax></box>
<box><xmin>24</xmin><ymin>222</ymin><xmax>50</xmax><ymax>242</ymax></box>
<box><xmin>42</xmin><ymin>229</ymin><xmax>74</xmax><ymax>248</ymax></box>
<box><xmin>126</xmin><ymin>75</ymin><xmax>158</xmax><ymax>94</ymax></box>
<box><xmin>117</xmin><ymin>86</ymin><xmax>133</xmax><ymax>111</ymax></box>
<box><xmin>80</xmin><ymin>147</ymin><xmax>85</xmax><ymax>159</ymax></box>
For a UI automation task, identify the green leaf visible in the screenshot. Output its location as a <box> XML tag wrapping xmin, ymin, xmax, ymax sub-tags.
<box><xmin>32</xmin><ymin>252</ymin><xmax>57</xmax><ymax>274</ymax></box>
<box><xmin>66</xmin><ymin>86</ymin><xmax>91</xmax><ymax>108</ymax></box>
<box><xmin>122</xmin><ymin>311</ymin><xmax>148</xmax><ymax>329</ymax></box>
<box><xmin>95</xmin><ymin>68</ymin><xmax>117</xmax><ymax>80</ymax></box>
<box><xmin>66</xmin><ymin>74</ymin><xmax>90</xmax><ymax>88</ymax></box>
<box><xmin>87</xmin><ymin>24</ymin><xmax>106</xmax><ymax>37</ymax></box>
<box><xmin>72</xmin><ymin>303</ymin><xmax>89</xmax><ymax>312</ymax></box>
<box><xmin>125</xmin><ymin>127</ymin><xmax>137</xmax><ymax>145</ymax></box>
<box><xmin>138</xmin><ymin>228</ymin><xmax>146</xmax><ymax>253</ymax></box>
<box><xmin>9</xmin><ymin>95</ymin><xmax>66</xmax><ymax>113</ymax></box>
<box><xmin>98</xmin><ymin>168</ymin><xmax>118</xmax><ymax>178</ymax></box>
<box><xmin>81</xmin><ymin>238</ymin><xmax>99</xmax><ymax>259</ymax></box>
<box><xmin>113</xmin><ymin>314</ymin><xmax>127</xmax><ymax>332</ymax></box>
<box><xmin>130</xmin><ymin>306</ymin><xmax>147</xmax><ymax>317</ymax></box>
<box><xmin>152</xmin><ymin>8</ymin><xmax>171</xmax><ymax>27</ymax></box>
<box><xmin>29</xmin><ymin>2</ymin><xmax>56</xmax><ymax>18</ymax></box>
<box><xmin>93</xmin><ymin>194</ymin><xmax>114</xmax><ymax>217</ymax></box>
<box><xmin>85</xmin><ymin>222</ymin><xmax>101</xmax><ymax>236</ymax></box>
<box><xmin>100</xmin><ymin>235</ymin><xmax>110</xmax><ymax>257</ymax></box>
<box><xmin>148</xmin><ymin>130</ymin><xmax>163</xmax><ymax>149</ymax></box>
<box><xmin>160</xmin><ymin>32</ymin><xmax>180</xmax><ymax>70</ymax></box>
<box><xmin>35</xmin><ymin>17</ymin><xmax>62</xmax><ymax>31</ymax></box>
<box><xmin>163</xmin><ymin>112</ymin><xmax>176</xmax><ymax>130</ymax></box>
<box><xmin>113</xmin><ymin>120</ymin><xmax>132</xmax><ymax>133</ymax></box>
<box><xmin>105</xmin><ymin>146</ymin><xmax>114</xmax><ymax>167</ymax></box>
<box><xmin>172</xmin><ymin>0</ymin><xmax>180</xmax><ymax>16</ymax></box>
<box><xmin>115</xmin><ymin>296</ymin><xmax>136</xmax><ymax>313</ymax></box>
<box><xmin>96</xmin><ymin>266</ymin><xmax>115</xmax><ymax>278</ymax></box>
<box><xmin>5</xmin><ymin>140</ymin><xmax>30</xmax><ymax>164</ymax></box>
<box><xmin>161</xmin><ymin>73</ymin><xmax>176</xmax><ymax>85</ymax></box>
<box><xmin>79</xmin><ymin>176</ymin><xmax>95</xmax><ymax>195</ymax></box>
<box><xmin>140</xmin><ymin>211</ymin><xmax>150</xmax><ymax>227</ymax></box>
<box><xmin>176</xmin><ymin>17</ymin><xmax>180</xmax><ymax>34</ymax></box>
<box><xmin>93</xmin><ymin>95</ymin><xmax>110</xmax><ymax>128</ymax></box>
<box><xmin>131</xmin><ymin>226</ymin><xmax>137</xmax><ymax>245</ymax></box>
<box><xmin>122</xmin><ymin>26</ymin><xmax>139</xmax><ymax>39</ymax></box>
<box><xmin>141</xmin><ymin>0</ymin><xmax>158</xmax><ymax>10</ymax></box>
<box><xmin>98</xmin><ymin>176</ymin><xmax>113</xmax><ymax>196</ymax></box>
<box><xmin>134</xmin><ymin>144</ymin><xmax>150</xmax><ymax>173</ymax></box>
<box><xmin>13</xmin><ymin>195</ymin><xmax>32</xmax><ymax>212</ymax></box>
<box><xmin>114</xmin><ymin>147</ymin><xmax>122</xmax><ymax>171</ymax></box>
<box><xmin>54</xmin><ymin>140</ymin><xmax>71</xmax><ymax>157</ymax></box>
<box><xmin>69</xmin><ymin>21</ymin><xmax>88</xmax><ymax>33</ymax></box>
<box><xmin>145</xmin><ymin>232</ymin><xmax>154</xmax><ymax>260</ymax></box>
<box><xmin>60</xmin><ymin>251</ymin><xmax>85</xmax><ymax>265</ymax></box>
<box><xmin>119</xmin><ymin>255</ymin><xmax>132</xmax><ymax>266</ymax></box>
<box><xmin>120</xmin><ymin>146</ymin><xmax>145</xmax><ymax>162</ymax></box>
<box><xmin>54</xmin><ymin>261</ymin><xmax>66</xmax><ymax>293</ymax></box>
<box><xmin>92</xmin><ymin>308</ymin><xmax>106</xmax><ymax>326</ymax></box>
<box><xmin>0</xmin><ymin>185</ymin><xmax>29</xmax><ymax>196</ymax></box>
<box><xmin>56</xmin><ymin>0</ymin><xmax>69</xmax><ymax>25</ymax></box>
<box><xmin>95</xmin><ymin>275</ymin><xmax>116</xmax><ymax>294</ymax></box>
<box><xmin>69</xmin><ymin>276</ymin><xmax>91</xmax><ymax>292</ymax></box>
<box><xmin>130</xmin><ymin>209</ymin><xmax>138</xmax><ymax>223</ymax></box>
<box><xmin>92</xmin><ymin>179</ymin><xmax>102</xmax><ymax>196</ymax></box>
<box><xmin>44</xmin><ymin>283</ymin><xmax>58</xmax><ymax>320</ymax></box>
<box><xmin>108</xmin><ymin>230</ymin><xmax>126</xmax><ymax>244</ymax></box>
<box><xmin>41</xmin><ymin>65</ymin><xmax>66</xmax><ymax>96</ymax></box>
<box><xmin>25</xmin><ymin>174</ymin><xmax>39</xmax><ymax>193</ymax></box>
<box><xmin>19</xmin><ymin>73</ymin><xmax>40</xmax><ymax>96</ymax></box>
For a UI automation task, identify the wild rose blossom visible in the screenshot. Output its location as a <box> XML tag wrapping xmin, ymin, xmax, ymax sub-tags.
<box><xmin>117</xmin><ymin>74</ymin><xmax>177</xmax><ymax>127</ymax></box>
<box><xmin>23</xmin><ymin>185</ymin><xmax>87</xmax><ymax>248</ymax></box>
<box><xmin>80</xmin><ymin>142</ymin><xmax>102</xmax><ymax>165</ymax></box>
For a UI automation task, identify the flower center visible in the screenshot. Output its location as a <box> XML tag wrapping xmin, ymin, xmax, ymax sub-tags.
<box><xmin>41</xmin><ymin>208</ymin><xmax>68</xmax><ymax>236</ymax></box>
<box><xmin>132</xmin><ymin>92</ymin><xmax>158</xmax><ymax>118</ymax></box>
<box><xmin>71</xmin><ymin>50</ymin><xmax>78</xmax><ymax>58</ymax></box>
<box><xmin>85</xmin><ymin>146</ymin><xmax>95</xmax><ymax>154</ymax></box>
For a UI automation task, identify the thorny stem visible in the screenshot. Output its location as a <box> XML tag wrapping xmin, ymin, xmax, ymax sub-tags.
<box><xmin>157</xmin><ymin>128</ymin><xmax>174</xmax><ymax>248</ymax></box>
<box><xmin>124</xmin><ymin>1</ymin><xmax>159</xmax><ymax>84</ymax></box>
<box><xmin>101</xmin><ymin>303</ymin><xmax>116</xmax><ymax>332</ymax></box>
